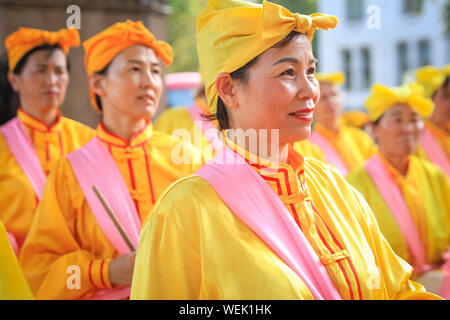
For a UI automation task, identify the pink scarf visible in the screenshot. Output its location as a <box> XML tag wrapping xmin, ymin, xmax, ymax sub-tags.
<box><xmin>365</xmin><ymin>155</ymin><xmax>427</xmax><ymax>270</ymax></box>
<box><xmin>419</xmin><ymin>128</ymin><xmax>450</xmax><ymax>176</ymax></box>
<box><xmin>309</xmin><ymin>131</ymin><xmax>349</xmax><ymax>176</ymax></box>
<box><xmin>0</xmin><ymin>117</ymin><xmax>45</xmax><ymax>199</ymax></box>
<box><xmin>67</xmin><ymin>137</ymin><xmax>141</xmax><ymax>300</ymax></box>
<box><xmin>196</xmin><ymin>146</ymin><xmax>341</xmax><ymax>300</ymax></box>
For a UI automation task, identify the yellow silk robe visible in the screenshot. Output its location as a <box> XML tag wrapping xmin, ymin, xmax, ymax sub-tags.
<box><xmin>415</xmin><ymin>121</ymin><xmax>450</xmax><ymax>171</ymax></box>
<box><xmin>293</xmin><ymin>140</ymin><xmax>326</xmax><ymax>161</ymax></box>
<box><xmin>346</xmin><ymin>153</ymin><xmax>450</xmax><ymax>270</ymax></box>
<box><xmin>131</xmin><ymin>137</ymin><xmax>438</xmax><ymax>300</ymax></box>
<box><xmin>0</xmin><ymin>109</ymin><xmax>95</xmax><ymax>247</ymax></box>
<box><xmin>19</xmin><ymin>123</ymin><xmax>202</xmax><ymax>299</ymax></box>
<box><xmin>0</xmin><ymin>221</ymin><xmax>33</xmax><ymax>299</ymax></box>
<box><xmin>310</xmin><ymin>122</ymin><xmax>376</xmax><ymax>173</ymax></box>
<box><xmin>155</xmin><ymin>100</ymin><xmax>217</xmax><ymax>163</ymax></box>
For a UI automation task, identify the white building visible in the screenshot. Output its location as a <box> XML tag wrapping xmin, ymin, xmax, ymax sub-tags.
<box><xmin>317</xmin><ymin>0</ymin><xmax>449</xmax><ymax>111</ymax></box>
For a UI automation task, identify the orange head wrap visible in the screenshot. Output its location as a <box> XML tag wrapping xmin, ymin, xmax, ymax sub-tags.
<box><xmin>5</xmin><ymin>27</ymin><xmax>80</xmax><ymax>71</ymax></box>
<box><xmin>82</xmin><ymin>20</ymin><xmax>173</xmax><ymax>113</ymax></box>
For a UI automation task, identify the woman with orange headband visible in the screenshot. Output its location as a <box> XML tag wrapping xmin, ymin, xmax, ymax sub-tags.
<box><xmin>20</xmin><ymin>20</ymin><xmax>201</xmax><ymax>300</ymax></box>
<box><xmin>131</xmin><ymin>0</ymin><xmax>438</xmax><ymax>300</ymax></box>
<box><xmin>347</xmin><ymin>83</ymin><xmax>450</xmax><ymax>297</ymax></box>
<box><xmin>415</xmin><ymin>65</ymin><xmax>450</xmax><ymax>176</ymax></box>
<box><xmin>309</xmin><ymin>72</ymin><xmax>376</xmax><ymax>176</ymax></box>
<box><xmin>0</xmin><ymin>27</ymin><xmax>95</xmax><ymax>256</ymax></box>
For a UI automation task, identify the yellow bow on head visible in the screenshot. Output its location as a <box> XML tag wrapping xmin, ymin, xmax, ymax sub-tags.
<box><xmin>197</xmin><ymin>0</ymin><xmax>338</xmax><ymax>115</ymax></box>
<box><xmin>5</xmin><ymin>27</ymin><xmax>80</xmax><ymax>71</ymax></box>
<box><xmin>315</xmin><ymin>72</ymin><xmax>346</xmax><ymax>85</ymax></box>
<box><xmin>415</xmin><ymin>65</ymin><xmax>450</xmax><ymax>98</ymax></box>
<box><xmin>365</xmin><ymin>83</ymin><xmax>434</xmax><ymax>121</ymax></box>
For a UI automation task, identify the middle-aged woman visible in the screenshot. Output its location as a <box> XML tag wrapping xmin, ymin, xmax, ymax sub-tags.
<box><xmin>20</xmin><ymin>20</ymin><xmax>202</xmax><ymax>300</ymax></box>
<box><xmin>0</xmin><ymin>27</ymin><xmax>95</xmax><ymax>256</ymax></box>
<box><xmin>346</xmin><ymin>82</ymin><xmax>450</xmax><ymax>297</ymax></box>
<box><xmin>131</xmin><ymin>0</ymin><xmax>439</xmax><ymax>300</ymax></box>
<box><xmin>414</xmin><ymin>65</ymin><xmax>450</xmax><ymax>176</ymax></box>
<box><xmin>309</xmin><ymin>72</ymin><xmax>376</xmax><ymax>176</ymax></box>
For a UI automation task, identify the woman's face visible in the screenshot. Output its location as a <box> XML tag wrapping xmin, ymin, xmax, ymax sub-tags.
<box><xmin>9</xmin><ymin>48</ymin><xmax>69</xmax><ymax>112</ymax></box>
<box><xmin>372</xmin><ymin>103</ymin><xmax>424</xmax><ymax>158</ymax></box>
<box><xmin>97</xmin><ymin>44</ymin><xmax>163</xmax><ymax>119</ymax></box>
<box><xmin>230</xmin><ymin>34</ymin><xmax>320</xmax><ymax>146</ymax></box>
<box><xmin>314</xmin><ymin>82</ymin><xmax>342</xmax><ymax>127</ymax></box>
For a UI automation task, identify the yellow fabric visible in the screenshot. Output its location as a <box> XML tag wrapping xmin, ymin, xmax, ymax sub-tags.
<box><xmin>154</xmin><ymin>106</ymin><xmax>217</xmax><ymax>163</ymax></box>
<box><xmin>0</xmin><ymin>221</ymin><xmax>33</xmax><ymax>300</ymax></box>
<box><xmin>83</xmin><ymin>20</ymin><xmax>173</xmax><ymax>113</ymax></box>
<box><xmin>0</xmin><ymin>109</ymin><xmax>95</xmax><ymax>249</ymax></box>
<box><xmin>131</xmin><ymin>136</ymin><xmax>439</xmax><ymax>300</ymax></box>
<box><xmin>293</xmin><ymin>140</ymin><xmax>325</xmax><ymax>161</ymax></box>
<box><xmin>365</xmin><ymin>83</ymin><xmax>434</xmax><ymax>121</ymax></box>
<box><xmin>315</xmin><ymin>72</ymin><xmax>345</xmax><ymax>85</ymax></box>
<box><xmin>341</xmin><ymin>111</ymin><xmax>370</xmax><ymax>129</ymax></box>
<box><xmin>415</xmin><ymin>65</ymin><xmax>450</xmax><ymax>98</ymax></box>
<box><xmin>346</xmin><ymin>153</ymin><xmax>450</xmax><ymax>273</ymax></box>
<box><xmin>311</xmin><ymin>122</ymin><xmax>376</xmax><ymax>173</ymax></box>
<box><xmin>415</xmin><ymin>120</ymin><xmax>450</xmax><ymax>165</ymax></box>
<box><xmin>19</xmin><ymin>123</ymin><xmax>202</xmax><ymax>299</ymax></box>
<box><xmin>5</xmin><ymin>27</ymin><xmax>80</xmax><ymax>71</ymax></box>
<box><xmin>197</xmin><ymin>0</ymin><xmax>338</xmax><ymax>114</ymax></box>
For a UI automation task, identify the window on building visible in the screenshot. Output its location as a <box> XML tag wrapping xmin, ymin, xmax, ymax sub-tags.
<box><xmin>346</xmin><ymin>0</ymin><xmax>364</xmax><ymax>21</ymax></box>
<box><xmin>342</xmin><ymin>50</ymin><xmax>353</xmax><ymax>91</ymax></box>
<box><xmin>418</xmin><ymin>39</ymin><xmax>431</xmax><ymax>67</ymax></box>
<box><xmin>361</xmin><ymin>47</ymin><xmax>372</xmax><ymax>89</ymax></box>
<box><xmin>397</xmin><ymin>42</ymin><xmax>409</xmax><ymax>85</ymax></box>
<box><xmin>403</xmin><ymin>0</ymin><xmax>423</xmax><ymax>14</ymax></box>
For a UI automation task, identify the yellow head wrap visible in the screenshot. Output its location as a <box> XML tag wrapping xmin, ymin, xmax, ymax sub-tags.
<box><xmin>315</xmin><ymin>72</ymin><xmax>345</xmax><ymax>85</ymax></box>
<box><xmin>197</xmin><ymin>0</ymin><xmax>338</xmax><ymax>114</ymax></box>
<box><xmin>415</xmin><ymin>65</ymin><xmax>450</xmax><ymax>98</ymax></box>
<box><xmin>341</xmin><ymin>111</ymin><xmax>370</xmax><ymax>128</ymax></box>
<box><xmin>365</xmin><ymin>83</ymin><xmax>433</xmax><ymax>121</ymax></box>
<box><xmin>83</xmin><ymin>20</ymin><xmax>173</xmax><ymax>113</ymax></box>
<box><xmin>5</xmin><ymin>27</ymin><xmax>80</xmax><ymax>71</ymax></box>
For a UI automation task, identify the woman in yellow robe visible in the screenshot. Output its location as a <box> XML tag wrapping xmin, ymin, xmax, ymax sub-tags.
<box><xmin>309</xmin><ymin>72</ymin><xmax>376</xmax><ymax>176</ymax></box>
<box><xmin>346</xmin><ymin>82</ymin><xmax>450</xmax><ymax>295</ymax></box>
<box><xmin>131</xmin><ymin>0</ymin><xmax>439</xmax><ymax>300</ymax></box>
<box><xmin>19</xmin><ymin>20</ymin><xmax>202</xmax><ymax>300</ymax></box>
<box><xmin>414</xmin><ymin>65</ymin><xmax>450</xmax><ymax>175</ymax></box>
<box><xmin>0</xmin><ymin>27</ymin><xmax>95</xmax><ymax>253</ymax></box>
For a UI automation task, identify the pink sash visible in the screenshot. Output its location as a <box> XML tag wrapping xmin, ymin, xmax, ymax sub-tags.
<box><xmin>309</xmin><ymin>131</ymin><xmax>349</xmax><ymax>176</ymax></box>
<box><xmin>67</xmin><ymin>137</ymin><xmax>141</xmax><ymax>300</ymax></box>
<box><xmin>188</xmin><ymin>104</ymin><xmax>224</xmax><ymax>152</ymax></box>
<box><xmin>7</xmin><ymin>232</ymin><xmax>19</xmax><ymax>257</ymax></box>
<box><xmin>196</xmin><ymin>146</ymin><xmax>341</xmax><ymax>300</ymax></box>
<box><xmin>365</xmin><ymin>155</ymin><xmax>427</xmax><ymax>269</ymax></box>
<box><xmin>0</xmin><ymin>117</ymin><xmax>46</xmax><ymax>199</ymax></box>
<box><xmin>419</xmin><ymin>129</ymin><xmax>450</xmax><ymax>176</ymax></box>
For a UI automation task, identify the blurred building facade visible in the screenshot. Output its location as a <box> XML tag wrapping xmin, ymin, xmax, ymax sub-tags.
<box><xmin>0</xmin><ymin>0</ymin><xmax>170</xmax><ymax>128</ymax></box>
<box><xmin>318</xmin><ymin>0</ymin><xmax>449</xmax><ymax>111</ymax></box>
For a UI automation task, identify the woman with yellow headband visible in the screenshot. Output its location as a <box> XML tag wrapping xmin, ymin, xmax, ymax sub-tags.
<box><xmin>415</xmin><ymin>65</ymin><xmax>450</xmax><ymax>176</ymax></box>
<box><xmin>0</xmin><ymin>27</ymin><xmax>95</xmax><ymax>256</ymax></box>
<box><xmin>131</xmin><ymin>0</ymin><xmax>438</xmax><ymax>300</ymax></box>
<box><xmin>309</xmin><ymin>72</ymin><xmax>376</xmax><ymax>176</ymax></box>
<box><xmin>19</xmin><ymin>20</ymin><xmax>201</xmax><ymax>300</ymax></box>
<box><xmin>347</xmin><ymin>82</ymin><xmax>450</xmax><ymax>297</ymax></box>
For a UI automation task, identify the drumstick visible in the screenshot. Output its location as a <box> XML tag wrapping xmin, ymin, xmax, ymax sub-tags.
<box><xmin>92</xmin><ymin>186</ymin><xmax>136</xmax><ymax>252</ymax></box>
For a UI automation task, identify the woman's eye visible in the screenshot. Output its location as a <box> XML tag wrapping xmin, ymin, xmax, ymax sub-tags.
<box><xmin>131</xmin><ymin>66</ymin><xmax>140</xmax><ymax>71</ymax></box>
<box><xmin>152</xmin><ymin>68</ymin><xmax>161</xmax><ymax>75</ymax></box>
<box><xmin>281</xmin><ymin>69</ymin><xmax>294</xmax><ymax>76</ymax></box>
<box><xmin>307</xmin><ymin>67</ymin><xmax>316</xmax><ymax>75</ymax></box>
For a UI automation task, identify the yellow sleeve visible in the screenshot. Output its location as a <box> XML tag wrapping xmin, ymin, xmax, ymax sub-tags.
<box><xmin>349</xmin><ymin>186</ymin><xmax>442</xmax><ymax>300</ymax></box>
<box><xmin>0</xmin><ymin>221</ymin><xmax>34</xmax><ymax>300</ymax></box>
<box><xmin>19</xmin><ymin>158</ymin><xmax>113</xmax><ymax>300</ymax></box>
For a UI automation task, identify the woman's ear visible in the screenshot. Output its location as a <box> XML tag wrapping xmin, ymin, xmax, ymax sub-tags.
<box><xmin>216</xmin><ymin>73</ymin><xmax>239</xmax><ymax>109</ymax></box>
<box><xmin>7</xmin><ymin>71</ymin><xmax>20</xmax><ymax>92</ymax></box>
<box><xmin>88</xmin><ymin>73</ymin><xmax>106</xmax><ymax>98</ymax></box>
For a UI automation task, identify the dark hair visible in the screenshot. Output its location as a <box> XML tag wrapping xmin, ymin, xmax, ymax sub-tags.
<box><xmin>0</xmin><ymin>44</ymin><xmax>69</xmax><ymax>125</ymax></box>
<box><xmin>93</xmin><ymin>63</ymin><xmax>111</xmax><ymax>112</ymax></box>
<box><xmin>202</xmin><ymin>31</ymin><xmax>304</xmax><ymax>131</ymax></box>
<box><xmin>432</xmin><ymin>75</ymin><xmax>450</xmax><ymax>99</ymax></box>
